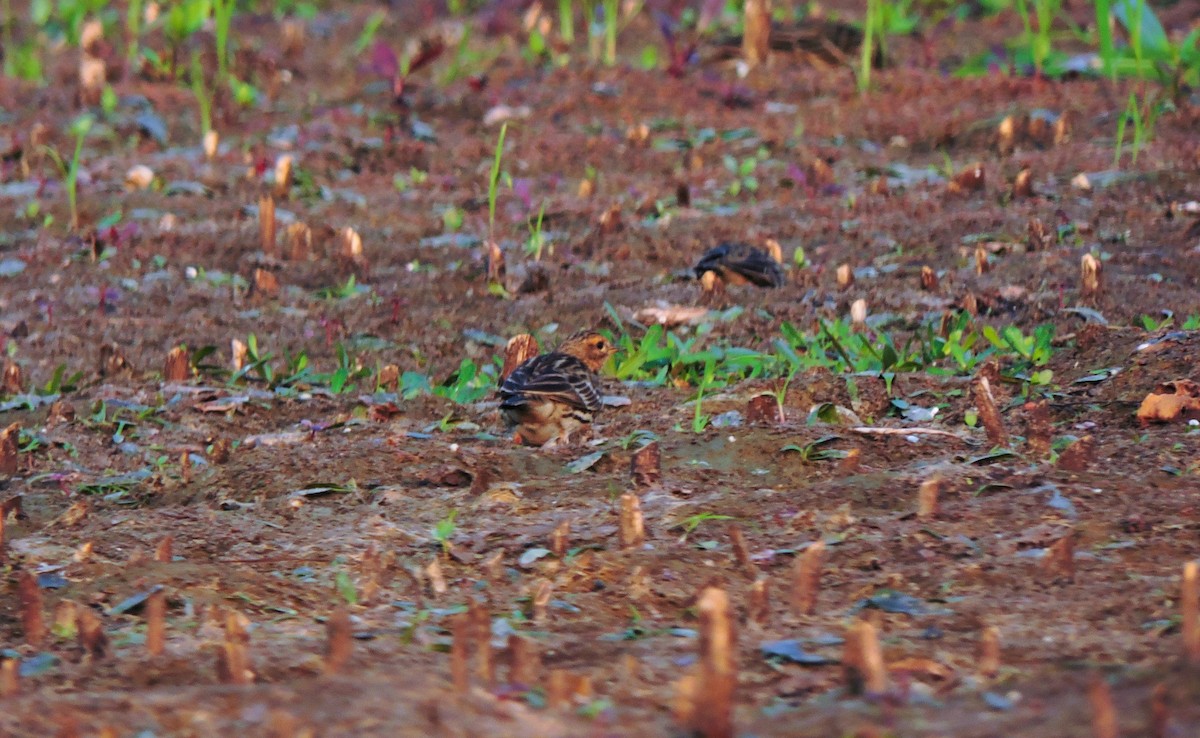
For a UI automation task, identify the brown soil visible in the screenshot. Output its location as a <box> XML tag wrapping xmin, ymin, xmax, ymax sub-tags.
<box><xmin>2</xmin><ymin>2</ymin><xmax>1200</xmax><ymax>736</ymax></box>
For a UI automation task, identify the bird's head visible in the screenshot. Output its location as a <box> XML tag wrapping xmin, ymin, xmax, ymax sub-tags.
<box><xmin>559</xmin><ymin>330</ymin><xmax>617</xmax><ymax>372</ymax></box>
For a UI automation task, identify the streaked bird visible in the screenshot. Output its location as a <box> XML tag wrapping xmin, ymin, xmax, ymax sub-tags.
<box><xmin>694</xmin><ymin>241</ymin><xmax>785</xmax><ymax>289</ymax></box>
<box><xmin>498</xmin><ymin>330</ymin><xmax>617</xmax><ymax>448</ymax></box>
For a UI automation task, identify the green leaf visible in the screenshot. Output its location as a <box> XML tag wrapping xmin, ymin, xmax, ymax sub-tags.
<box><xmin>335</xmin><ymin>570</ymin><xmax>358</xmax><ymax>605</ymax></box>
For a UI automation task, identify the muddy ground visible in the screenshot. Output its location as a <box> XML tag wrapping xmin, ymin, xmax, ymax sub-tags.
<box><xmin>1</xmin><ymin>1</ymin><xmax>1200</xmax><ymax>736</ymax></box>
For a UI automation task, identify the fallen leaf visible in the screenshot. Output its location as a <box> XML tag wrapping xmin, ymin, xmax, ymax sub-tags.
<box><xmin>567</xmin><ymin>451</ymin><xmax>605</xmax><ymax>473</ymax></box>
<box><xmin>1137</xmin><ymin>379</ymin><xmax>1200</xmax><ymax>425</ymax></box>
<box><xmin>634</xmin><ymin>304</ymin><xmax>710</xmax><ymax>327</ymax></box>
<box><xmin>888</xmin><ymin>656</ymin><xmax>954</xmax><ymax>680</ymax></box>
<box><xmin>761</xmin><ymin>639</ymin><xmax>835</xmax><ymax>665</ymax></box>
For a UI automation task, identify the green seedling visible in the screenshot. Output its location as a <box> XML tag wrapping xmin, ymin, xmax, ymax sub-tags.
<box><xmin>558</xmin><ymin>0</ymin><xmax>574</xmax><ymax>44</ymax></box>
<box><xmin>434</xmin><ymin>358</ymin><xmax>495</xmax><ymax>404</ymax></box>
<box><xmin>677</xmin><ymin>512</ymin><xmax>734</xmax><ymax>543</ymax></box>
<box><xmin>38</xmin><ymin>113</ymin><xmax>94</xmax><ymax>231</ymax></box>
<box><xmin>1014</xmin><ymin>0</ymin><xmax>1059</xmax><ymax>76</ymax></box>
<box><xmin>602</xmin><ymin>0</ymin><xmax>618</xmax><ymax>65</ymax></box>
<box><xmin>692</xmin><ymin>395</ymin><xmax>710</xmax><ymax>433</ymax></box>
<box><xmin>213</xmin><ymin>0</ymin><xmax>234</xmax><ymax>82</ymax></box>
<box><xmin>126</xmin><ymin>0</ymin><xmax>144</xmax><ymax>65</ymax></box>
<box><xmin>1113</xmin><ymin>90</ymin><xmax>1165</xmax><ymax>167</ymax></box>
<box><xmin>1095</xmin><ymin>0</ymin><xmax>1115</xmax><ymax>78</ymax></box>
<box><xmin>1</xmin><ymin>0</ymin><xmax>13</xmax><ymax>78</ymax></box>
<box><xmin>432</xmin><ymin>510</ymin><xmax>458</xmax><ymax>555</ymax></box>
<box><xmin>1138</xmin><ymin>313</ymin><xmax>1173</xmax><ymax>332</ymax></box>
<box><xmin>525</xmin><ymin>201</ymin><xmax>548</xmax><ymax>260</ymax></box>
<box><xmin>316</xmin><ymin>275</ymin><xmax>367</xmax><ymax>300</ymax></box>
<box><xmin>781</xmin><ymin>435</ymin><xmax>847</xmax><ymax>463</ymax></box>
<box><xmin>859</xmin><ymin>0</ymin><xmax>879</xmax><ymax>92</ymax></box>
<box><xmin>353</xmin><ymin>10</ymin><xmax>387</xmax><ymax>55</ymax></box>
<box><xmin>191</xmin><ymin>51</ymin><xmax>212</xmax><ymax>136</ymax></box>
<box><xmin>393</xmin><ymin>167</ymin><xmax>429</xmax><ymax>192</ymax></box>
<box><xmin>723</xmin><ymin>154</ymin><xmax>759</xmax><ymax>197</ymax></box>
<box><xmin>487</xmin><ymin>123</ymin><xmax>508</xmax><ymax>240</ymax></box>
<box><xmin>618</xmin><ymin>429</ymin><xmax>660</xmax><ymax>450</ymax></box>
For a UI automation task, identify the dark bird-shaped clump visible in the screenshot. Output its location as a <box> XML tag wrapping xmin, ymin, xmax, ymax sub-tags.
<box><xmin>707</xmin><ymin>19</ymin><xmax>883</xmax><ymax>69</ymax></box>
<box><xmin>498</xmin><ymin>330</ymin><xmax>617</xmax><ymax>448</ymax></box>
<box><xmin>694</xmin><ymin>242</ymin><xmax>785</xmax><ymax>288</ymax></box>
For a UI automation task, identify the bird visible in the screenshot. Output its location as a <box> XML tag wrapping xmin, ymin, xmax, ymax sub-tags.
<box><xmin>694</xmin><ymin>241</ymin><xmax>785</xmax><ymax>289</ymax></box>
<box><xmin>704</xmin><ymin>18</ymin><xmax>883</xmax><ymax>70</ymax></box>
<box><xmin>498</xmin><ymin>330</ymin><xmax>617</xmax><ymax>448</ymax></box>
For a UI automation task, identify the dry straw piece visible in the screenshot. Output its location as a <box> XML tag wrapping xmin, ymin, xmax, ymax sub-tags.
<box><xmin>163</xmin><ymin>346</ymin><xmax>189</xmax><ymax>383</ymax></box>
<box><xmin>745</xmin><ymin>393</ymin><xmax>784</xmax><ymax>425</ymax></box>
<box><xmin>742</xmin><ymin>0</ymin><xmax>770</xmax><ymax>68</ymax></box>
<box><xmin>253</xmin><ymin>268</ymin><xmax>281</xmax><ymax>298</ymax></box>
<box><xmin>287</xmin><ymin>222</ymin><xmax>313</xmax><ymax>261</ymax></box>
<box><xmin>850</xmin><ymin>299</ymin><xmax>868</xmax><ymax>327</ymax></box>
<box><xmin>79</xmin><ymin>606</ymin><xmax>109</xmax><ymax>659</ymax></box>
<box><xmin>975</xmin><ymin>244</ymin><xmax>989</xmax><ymax>274</ymax></box>
<box><xmin>550</xmin><ymin>520</ymin><xmax>571</xmax><ymax>558</ymax></box>
<box><xmin>450</xmin><ymin>613</ymin><xmax>469</xmax><ymax>693</ymax></box>
<box><xmin>693</xmin><ymin>587</ymin><xmax>736</xmax><ymax>738</ymax></box>
<box><xmin>486</xmin><ymin>240</ymin><xmax>505</xmax><ymax>286</ymax></box>
<box><xmin>426</xmin><ymin>558</ymin><xmax>447</xmax><ymax>595</ymax></box>
<box><xmin>790</xmin><ymin>541</ymin><xmax>825</xmax><ymax>616</ymax></box>
<box><xmin>1013</xmin><ymin>167</ymin><xmax>1035</xmax><ymax>198</ymax></box>
<box><xmin>532</xmin><ymin>579</ymin><xmax>553</xmax><ymax>624</ymax></box>
<box><xmin>469</xmin><ymin>598</ymin><xmax>494</xmax><ymax>684</ymax></box>
<box><xmin>1027</xmin><ymin>217</ymin><xmax>1053</xmax><ymax>251</ymax></box>
<box><xmin>920</xmin><ymin>266</ymin><xmax>939</xmax><ymax>292</ymax></box>
<box><xmin>146</xmin><ymin>588</ymin><xmax>166</xmax><ymax>657</ymax></box>
<box><xmin>125</xmin><ymin>165</ymin><xmax>155</xmax><ymax>191</ymax></box>
<box><xmin>748</xmin><ymin>577</ymin><xmax>770</xmax><ymax>626</ymax></box>
<box><xmin>324</xmin><ymin>607</ymin><xmax>353</xmax><ymax>675</ymax></box>
<box><xmin>218</xmin><ymin>610</ymin><xmax>252</xmax><ymax>684</ymax></box>
<box><xmin>0</xmin><ymin>658</ymin><xmax>17</xmax><ymax>697</ymax></box>
<box><xmin>377</xmin><ymin>364</ymin><xmax>400</xmax><ymax>392</ymax></box>
<box><xmin>1057</xmin><ymin>434</ymin><xmax>1094</xmax><ymax>473</ymax></box>
<box><xmin>729</xmin><ymin>525</ymin><xmax>755</xmax><ymax>580</ymax></box>
<box><xmin>917</xmin><ymin>477</ymin><xmax>940</xmax><ymax>520</ymax></box>
<box><xmin>1024</xmin><ymin>399</ymin><xmax>1052</xmax><ymax>457</ymax></box>
<box><xmin>973</xmin><ymin>374</ymin><xmax>1009</xmax><ymax>447</ymax></box>
<box><xmin>1</xmin><ymin>422</ymin><xmax>20</xmax><ymax>474</ymax></box>
<box><xmin>203</xmin><ymin>129</ymin><xmax>219</xmax><ymax>160</ymax></box>
<box><xmin>836</xmin><ymin>263</ymin><xmax>854</xmax><ymax>289</ymax></box>
<box><xmin>1088</xmin><ymin>677</ymin><xmax>1119</xmax><ymax>738</ymax></box>
<box><xmin>978</xmin><ymin>625</ymin><xmax>1000</xmax><ymax>678</ymax></box>
<box><xmin>1183</xmin><ymin>561</ymin><xmax>1199</xmax><ymax>664</ymax></box>
<box><xmin>507</xmin><ymin>634</ymin><xmax>540</xmax><ymax>686</ymax></box>
<box><xmin>2</xmin><ymin>360</ymin><xmax>22</xmax><ymax>394</ymax></box>
<box><xmin>843</xmin><ymin>619</ymin><xmax>887</xmax><ymax>695</ymax></box>
<box><xmin>630</xmin><ymin>441</ymin><xmax>662</xmax><ymax>487</ymax></box>
<box><xmin>499</xmin><ymin>334</ymin><xmax>538</xmax><ymax>383</ymax></box>
<box><xmin>1044</xmin><ymin>531</ymin><xmax>1076</xmax><ymax>581</ymax></box>
<box><xmin>1150</xmin><ymin>683</ymin><xmax>1169</xmax><ymax>738</ymax></box>
<box><xmin>1081</xmin><ymin>252</ymin><xmax>1103</xmax><ymax>296</ymax></box>
<box><xmin>619</xmin><ymin>493</ymin><xmax>645</xmax><ymax>548</ymax></box>
<box><xmin>274</xmin><ymin>155</ymin><xmax>294</xmax><ymax>198</ymax></box>
<box><xmin>18</xmin><ymin>570</ymin><xmax>45</xmax><ymax>646</ymax></box>
<box><xmin>79</xmin><ymin>55</ymin><xmax>105</xmax><ymax>105</ymax></box>
<box><xmin>231</xmin><ymin>338</ymin><xmax>249</xmax><ymax>373</ymax></box>
<box><xmin>259</xmin><ymin>196</ymin><xmax>277</xmax><ymax>257</ymax></box>
<box><xmin>341</xmin><ymin>227</ymin><xmax>364</xmax><ymax>262</ymax></box>
<box><xmin>154</xmin><ymin>535</ymin><xmax>173</xmax><ymax>563</ymax></box>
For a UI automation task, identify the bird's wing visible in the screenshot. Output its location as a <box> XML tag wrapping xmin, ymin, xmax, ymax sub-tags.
<box><xmin>694</xmin><ymin>243</ymin><xmax>784</xmax><ymax>287</ymax></box>
<box><xmin>499</xmin><ymin>354</ymin><xmax>603</xmax><ymax>412</ymax></box>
